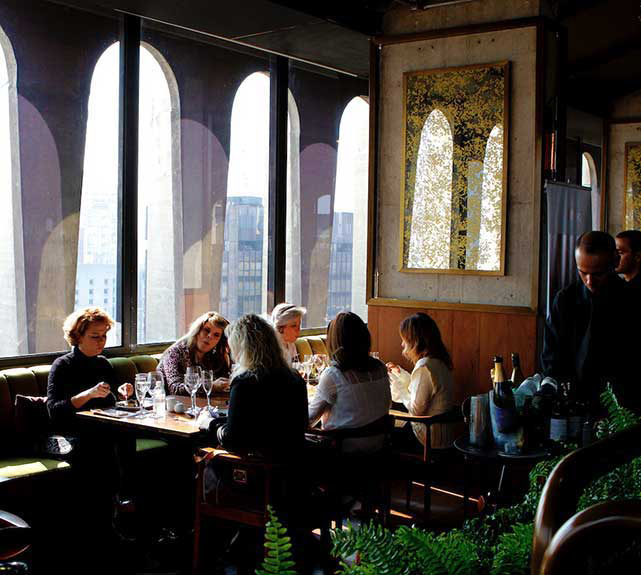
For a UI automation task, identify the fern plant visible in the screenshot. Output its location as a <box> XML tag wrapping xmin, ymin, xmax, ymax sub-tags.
<box><xmin>490</xmin><ymin>523</ymin><xmax>533</xmax><ymax>575</ymax></box>
<box><xmin>256</xmin><ymin>505</ymin><xmax>297</xmax><ymax>575</ymax></box>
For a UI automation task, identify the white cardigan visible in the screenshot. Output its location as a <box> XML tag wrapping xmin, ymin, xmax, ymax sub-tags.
<box><xmin>390</xmin><ymin>356</ymin><xmax>456</xmax><ymax>448</ymax></box>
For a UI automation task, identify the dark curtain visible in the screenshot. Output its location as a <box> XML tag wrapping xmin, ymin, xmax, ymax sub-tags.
<box><xmin>545</xmin><ymin>181</ymin><xmax>592</xmax><ymax>316</ymax></box>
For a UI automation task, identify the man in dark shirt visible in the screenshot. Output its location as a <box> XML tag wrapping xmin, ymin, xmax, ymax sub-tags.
<box><xmin>616</xmin><ymin>229</ymin><xmax>641</xmax><ymax>290</ymax></box>
<box><xmin>541</xmin><ymin>231</ymin><xmax>635</xmax><ymax>412</ymax></box>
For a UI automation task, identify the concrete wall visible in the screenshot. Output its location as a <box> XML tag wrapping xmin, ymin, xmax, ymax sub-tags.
<box><xmin>376</xmin><ymin>18</ymin><xmax>540</xmax><ymax>308</ymax></box>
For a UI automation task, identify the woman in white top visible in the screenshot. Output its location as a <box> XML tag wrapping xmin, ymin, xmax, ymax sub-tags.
<box><xmin>308</xmin><ymin>311</ymin><xmax>391</xmax><ymax>453</ymax></box>
<box><xmin>387</xmin><ymin>312</ymin><xmax>456</xmax><ymax>449</ymax></box>
<box><xmin>271</xmin><ymin>302</ymin><xmax>306</xmax><ymax>365</ymax></box>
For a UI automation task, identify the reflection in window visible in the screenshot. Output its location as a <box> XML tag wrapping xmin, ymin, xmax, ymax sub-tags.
<box><xmin>137</xmin><ymin>44</ymin><xmax>181</xmax><ymax>344</ymax></box>
<box><xmin>408</xmin><ymin>109</ymin><xmax>452</xmax><ymax>269</ymax></box>
<box><xmin>327</xmin><ymin>96</ymin><xmax>369</xmax><ymax>321</ymax></box>
<box><xmin>582</xmin><ymin>153</ymin><xmax>591</xmax><ymax>188</ymax></box>
<box><xmin>478</xmin><ymin>124</ymin><xmax>503</xmax><ymax>271</ymax></box>
<box><xmin>285</xmin><ymin>92</ymin><xmax>301</xmax><ymax>306</ymax></box>
<box><xmin>76</xmin><ymin>43</ymin><xmax>121</xmax><ymax>346</ymax></box>
<box><xmin>221</xmin><ymin>72</ymin><xmax>269</xmax><ymax>320</ymax></box>
<box><xmin>582</xmin><ymin>152</ymin><xmax>600</xmax><ymax>228</ymax></box>
<box><xmin>0</xmin><ymin>27</ymin><xmax>26</xmax><ymax>356</ymax></box>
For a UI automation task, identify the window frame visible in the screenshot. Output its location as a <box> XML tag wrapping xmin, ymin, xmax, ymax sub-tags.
<box><xmin>0</xmin><ymin>13</ymin><xmax>342</xmax><ymax>370</ymax></box>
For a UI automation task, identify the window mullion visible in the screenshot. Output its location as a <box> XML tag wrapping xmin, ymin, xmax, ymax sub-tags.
<box><xmin>118</xmin><ymin>15</ymin><xmax>141</xmax><ymax>350</ymax></box>
<box><xmin>268</xmin><ymin>55</ymin><xmax>288</xmax><ymax>310</ymax></box>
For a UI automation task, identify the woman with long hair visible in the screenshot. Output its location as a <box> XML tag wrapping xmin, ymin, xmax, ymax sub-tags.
<box><xmin>308</xmin><ymin>311</ymin><xmax>391</xmax><ymax>453</ymax></box>
<box><xmin>199</xmin><ymin>313</ymin><xmax>307</xmax><ymax>456</ymax></box>
<box><xmin>387</xmin><ymin>312</ymin><xmax>456</xmax><ymax>448</ymax></box>
<box><xmin>158</xmin><ymin>311</ymin><xmax>232</xmax><ymax>395</ymax></box>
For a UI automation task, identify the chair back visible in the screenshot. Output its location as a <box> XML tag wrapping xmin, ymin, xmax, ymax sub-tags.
<box><xmin>532</xmin><ymin>423</ymin><xmax>641</xmax><ymax>575</ymax></box>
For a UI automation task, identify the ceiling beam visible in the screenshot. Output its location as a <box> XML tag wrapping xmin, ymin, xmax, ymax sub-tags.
<box><xmin>569</xmin><ymin>38</ymin><xmax>641</xmax><ymax>76</ymax></box>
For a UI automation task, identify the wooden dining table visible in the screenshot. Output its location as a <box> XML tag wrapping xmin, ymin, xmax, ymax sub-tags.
<box><xmin>76</xmin><ymin>394</ymin><xmax>229</xmax><ymax>441</ymax></box>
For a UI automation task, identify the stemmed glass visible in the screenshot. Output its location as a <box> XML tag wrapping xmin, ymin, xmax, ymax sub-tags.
<box><xmin>303</xmin><ymin>355</ymin><xmax>314</xmax><ymax>382</ymax></box>
<box><xmin>134</xmin><ymin>373</ymin><xmax>150</xmax><ymax>418</ymax></box>
<box><xmin>184</xmin><ymin>372</ymin><xmax>201</xmax><ymax>416</ymax></box>
<box><xmin>201</xmin><ymin>370</ymin><xmax>214</xmax><ymax>409</ymax></box>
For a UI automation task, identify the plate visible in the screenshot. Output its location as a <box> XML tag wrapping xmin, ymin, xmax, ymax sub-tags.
<box><xmin>115</xmin><ymin>400</ymin><xmax>151</xmax><ymax>412</ymax></box>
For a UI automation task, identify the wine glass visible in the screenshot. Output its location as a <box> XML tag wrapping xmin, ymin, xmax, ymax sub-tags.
<box><xmin>201</xmin><ymin>370</ymin><xmax>214</xmax><ymax>408</ymax></box>
<box><xmin>184</xmin><ymin>373</ymin><xmax>201</xmax><ymax>416</ymax></box>
<box><xmin>146</xmin><ymin>372</ymin><xmax>157</xmax><ymax>403</ymax></box>
<box><xmin>134</xmin><ymin>373</ymin><xmax>150</xmax><ymax>417</ymax></box>
<box><xmin>303</xmin><ymin>355</ymin><xmax>314</xmax><ymax>381</ymax></box>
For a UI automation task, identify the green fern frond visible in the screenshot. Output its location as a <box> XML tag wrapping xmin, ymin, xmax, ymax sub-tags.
<box><xmin>490</xmin><ymin>523</ymin><xmax>533</xmax><ymax>575</ymax></box>
<box><xmin>256</xmin><ymin>506</ymin><xmax>297</xmax><ymax>575</ymax></box>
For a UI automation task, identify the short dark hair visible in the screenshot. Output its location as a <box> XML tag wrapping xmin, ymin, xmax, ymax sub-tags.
<box><xmin>616</xmin><ymin>230</ymin><xmax>641</xmax><ymax>253</ymax></box>
<box><xmin>575</xmin><ymin>231</ymin><xmax>616</xmax><ymax>255</ymax></box>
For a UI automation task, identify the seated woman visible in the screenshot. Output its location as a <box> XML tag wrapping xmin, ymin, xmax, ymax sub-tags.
<box><xmin>199</xmin><ymin>313</ymin><xmax>308</xmax><ymax>457</ymax></box>
<box><xmin>47</xmin><ymin>307</ymin><xmax>135</xmax><ymax>531</ymax></box>
<box><xmin>157</xmin><ymin>311</ymin><xmax>232</xmax><ymax>395</ymax></box>
<box><xmin>308</xmin><ymin>312</ymin><xmax>391</xmax><ymax>454</ymax></box>
<box><xmin>387</xmin><ymin>312</ymin><xmax>456</xmax><ymax>449</ymax></box>
<box><xmin>271</xmin><ymin>302</ymin><xmax>306</xmax><ymax>365</ymax></box>
<box><xmin>47</xmin><ymin>306</ymin><xmax>131</xmax><ymax>428</ymax></box>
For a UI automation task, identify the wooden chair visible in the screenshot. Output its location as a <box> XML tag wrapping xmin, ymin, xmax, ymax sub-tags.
<box><xmin>306</xmin><ymin>414</ymin><xmax>395</xmax><ymax>527</ymax></box>
<box><xmin>531</xmin><ymin>423</ymin><xmax>641</xmax><ymax>575</ymax></box>
<box><xmin>390</xmin><ymin>406</ymin><xmax>465</xmax><ymax>520</ymax></box>
<box><xmin>0</xmin><ymin>510</ymin><xmax>30</xmax><ymax>562</ymax></box>
<box><xmin>192</xmin><ymin>447</ymin><xmax>328</xmax><ymax>575</ymax></box>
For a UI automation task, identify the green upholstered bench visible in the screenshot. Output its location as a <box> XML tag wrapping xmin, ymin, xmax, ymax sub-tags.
<box><xmin>0</xmin><ymin>353</ymin><xmax>165</xmax><ymax>493</ymax></box>
<box><xmin>295</xmin><ymin>335</ymin><xmax>328</xmax><ymax>359</ymax></box>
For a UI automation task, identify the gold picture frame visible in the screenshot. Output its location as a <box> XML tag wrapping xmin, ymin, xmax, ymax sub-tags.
<box><xmin>399</xmin><ymin>61</ymin><xmax>509</xmax><ymax>275</ymax></box>
<box><xmin>624</xmin><ymin>141</ymin><xmax>641</xmax><ymax>230</ymax></box>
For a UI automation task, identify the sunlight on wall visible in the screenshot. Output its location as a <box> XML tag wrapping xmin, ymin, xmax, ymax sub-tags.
<box><xmin>407</xmin><ymin>109</ymin><xmax>452</xmax><ymax>269</ymax></box>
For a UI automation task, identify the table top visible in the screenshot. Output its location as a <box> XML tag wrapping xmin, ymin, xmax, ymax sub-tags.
<box><xmin>454</xmin><ymin>436</ymin><xmax>551</xmax><ymax>462</ymax></box>
<box><xmin>77</xmin><ymin>395</ymin><xmax>228</xmax><ymax>439</ymax></box>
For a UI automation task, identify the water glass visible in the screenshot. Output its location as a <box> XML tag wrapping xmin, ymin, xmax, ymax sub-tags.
<box><xmin>201</xmin><ymin>370</ymin><xmax>214</xmax><ymax>408</ymax></box>
<box><xmin>134</xmin><ymin>373</ymin><xmax>150</xmax><ymax>417</ymax></box>
<box><xmin>184</xmin><ymin>373</ymin><xmax>201</xmax><ymax>415</ymax></box>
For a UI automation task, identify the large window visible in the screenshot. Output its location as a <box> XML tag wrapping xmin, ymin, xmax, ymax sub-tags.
<box><xmin>287</xmin><ymin>64</ymin><xmax>369</xmax><ymax>328</ymax></box>
<box><xmin>0</xmin><ymin>5</ymin><xmax>369</xmax><ymax>362</ymax></box>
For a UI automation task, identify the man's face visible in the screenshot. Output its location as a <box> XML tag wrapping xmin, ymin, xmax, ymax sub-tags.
<box><xmin>615</xmin><ymin>237</ymin><xmax>640</xmax><ymax>276</ymax></box>
<box><xmin>575</xmin><ymin>249</ymin><xmax>613</xmax><ymax>294</ymax></box>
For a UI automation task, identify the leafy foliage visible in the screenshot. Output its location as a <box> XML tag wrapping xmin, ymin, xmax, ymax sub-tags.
<box><xmin>490</xmin><ymin>523</ymin><xmax>533</xmax><ymax>575</ymax></box>
<box><xmin>256</xmin><ymin>506</ymin><xmax>297</xmax><ymax>575</ymax></box>
<box><xmin>306</xmin><ymin>388</ymin><xmax>641</xmax><ymax>575</ymax></box>
<box><xmin>578</xmin><ymin>385</ymin><xmax>641</xmax><ymax>510</ymax></box>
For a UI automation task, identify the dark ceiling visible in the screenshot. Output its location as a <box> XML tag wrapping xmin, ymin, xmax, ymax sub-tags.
<box><xmin>557</xmin><ymin>0</ymin><xmax>641</xmax><ymax>115</ymax></box>
<box><xmin>57</xmin><ymin>0</ymin><xmax>641</xmax><ymax>114</ymax></box>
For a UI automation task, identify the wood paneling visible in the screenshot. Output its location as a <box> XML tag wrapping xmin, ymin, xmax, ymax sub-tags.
<box><xmin>368</xmin><ymin>304</ymin><xmax>538</xmax><ymax>404</ymax></box>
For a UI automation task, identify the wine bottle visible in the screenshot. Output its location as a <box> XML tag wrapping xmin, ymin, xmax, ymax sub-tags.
<box><xmin>566</xmin><ymin>382</ymin><xmax>583</xmax><ymax>442</ymax></box>
<box><xmin>510</xmin><ymin>352</ymin><xmax>524</xmax><ymax>388</ymax></box>
<box><xmin>549</xmin><ymin>382</ymin><xmax>568</xmax><ymax>442</ymax></box>
<box><xmin>493</xmin><ymin>355</ymin><xmax>514</xmax><ymax>409</ymax></box>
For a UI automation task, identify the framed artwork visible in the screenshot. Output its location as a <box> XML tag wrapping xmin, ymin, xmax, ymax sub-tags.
<box><xmin>624</xmin><ymin>142</ymin><xmax>641</xmax><ymax>229</ymax></box>
<box><xmin>400</xmin><ymin>61</ymin><xmax>509</xmax><ymax>274</ymax></box>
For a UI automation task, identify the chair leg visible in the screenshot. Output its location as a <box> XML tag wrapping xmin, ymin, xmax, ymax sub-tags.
<box><xmin>423</xmin><ymin>479</ymin><xmax>431</xmax><ymax>521</ymax></box>
<box><xmin>405</xmin><ymin>479</ymin><xmax>412</xmax><ymax>510</ymax></box>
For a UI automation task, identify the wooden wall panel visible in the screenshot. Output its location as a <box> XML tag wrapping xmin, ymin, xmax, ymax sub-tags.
<box><xmin>368</xmin><ymin>304</ymin><xmax>537</xmax><ymax>404</ymax></box>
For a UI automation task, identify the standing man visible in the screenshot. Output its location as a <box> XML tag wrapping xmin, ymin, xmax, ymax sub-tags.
<box><xmin>615</xmin><ymin>229</ymin><xmax>641</xmax><ymax>288</ymax></box>
<box><xmin>541</xmin><ymin>231</ymin><xmax>633</xmax><ymax>412</ymax></box>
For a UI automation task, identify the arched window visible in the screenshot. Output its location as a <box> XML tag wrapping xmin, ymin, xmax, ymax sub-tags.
<box><xmin>78</xmin><ymin>42</ymin><xmax>181</xmax><ymax>345</ymax></box>
<box><xmin>408</xmin><ymin>109</ymin><xmax>453</xmax><ymax>269</ymax></box>
<box><xmin>137</xmin><ymin>43</ymin><xmax>181</xmax><ymax>343</ymax></box>
<box><xmin>76</xmin><ymin>43</ymin><xmax>120</xmax><ymax>345</ymax></box>
<box><xmin>478</xmin><ymin>124</ymin><xmax>503</xmax><ymax>271</ymax></box>
<box><xmin>327</xmin><ymin>96</ymin><xmax>369</xmax><ymax>321</ymax></box>
<box><xmin>0</xmin><ymin>26</ymin><xmax>26</xmax><ymax>356</ymax></box>
<box><xmin>221</xmin><ymin>72</ymin><xmax>270</xmax><ymax>319</ymax></box>
<box><xmin>582</xmin><ymin>152</ymin><xmax>600</xmax><ymax>228</ymax></box>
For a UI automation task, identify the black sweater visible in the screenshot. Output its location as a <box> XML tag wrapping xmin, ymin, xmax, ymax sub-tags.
<box><xmin>217</xmin><ymin>367</ymin><xmax>308</xmax><ymax>457</ymax></box>
<box><xmin>47</xmin><ymin>347</ymin><xmax>120</xmax><ymax>430</ymax></box>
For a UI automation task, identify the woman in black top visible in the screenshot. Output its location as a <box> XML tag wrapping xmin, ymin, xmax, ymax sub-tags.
<box><xmin>47</xmin><ymin>307</ymin><xmax>131</xmax><ymax>429</ymax></box>
<box><xmin>199</xmin><ymin>313</ymin><xmax>308</xmax><ymax>457</ymax></box>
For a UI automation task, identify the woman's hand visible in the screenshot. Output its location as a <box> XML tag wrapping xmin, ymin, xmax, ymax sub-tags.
<box><xmin>212</xmin><ymin>377</ymin><xmax>230</xmax><ymax>393</ymax></box>
<box><xmin>386</xmin><ymin>362</ymin><xmax>400</xmax><ymax>374</ymax></box>
<box><xmin>88</xmin><ymin>382</ymin><xmax>112</xmax><ymax>399</ymax></box>
<box><xmin>118</xmin><ymin>383</ymin><xmax>133</xmax><ymax>400</ymax></box>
